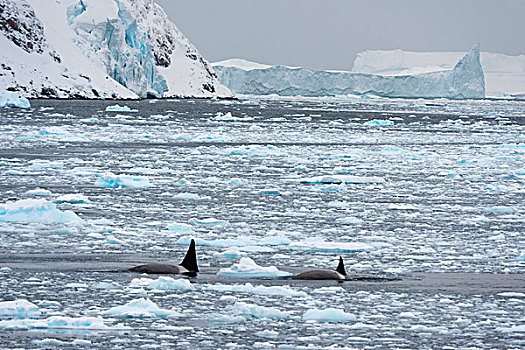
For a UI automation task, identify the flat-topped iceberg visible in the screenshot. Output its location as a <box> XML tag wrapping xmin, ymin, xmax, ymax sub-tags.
<box><xmin>217</xmin><ymin>257</ymin><xmax>292</xmax><ymax>278</ymax></box>
<box><xmin>213</xmin><ymin>44</ymin><xmax>485</xmax><ymax>99</ymax></box>
<box><xmin>0</xmin><ymin>199</ymin><xmax>84</xmax><ymax>225</ymax></box>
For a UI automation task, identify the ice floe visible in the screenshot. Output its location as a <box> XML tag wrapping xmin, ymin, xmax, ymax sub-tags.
<box><xmin>25</xmin><ymin>188</ymin><xmax>52</xmax><ymax>196</ymax></box>
<box><xmin>217</xmin><ymin>257</ymin><xmax>292</xmax><ymax>278</ymax></box>
<box><xmin>296</xmin><ymin>175</ymin><xmax>385</xmax><ymax>184</ymax></box>
<box><xmin>54</xmin><ymin>194</ymin><xmax>90</xmax><ymax>204</ymax></box>
<box><xmin>167</xmin><ymin>223</ymin><xmax>194</xmax><ymax>233</ymax></box>
<box><xmin>0</xmin><ymin>316</ymin><xmax>119</xmax><ymax>331</ymax></box>
<box><xmin>130</xmin><ymin>277</ymin><xmax>194</xmax><ymax>291</ymax></box>
<box><xmin>0</xmin><ymin>199</ymin><xmax>84</xmax><ymax>225</ymax></box>
<box><xmin>187</xmin><ymin>218</ymin><xmax>229</xmax><ymax>227</ymax></box>
<box><xmin>0</xmin><ymin>299</ymin><xmax>41</xmax><ymax>319</ymax></box>
<box><xmin>213</xmin><ymin>250</ymin><xmax>248</xmax><ymax>259</ymax></box>
<box><xmin>173</xmin><ymin>193</ymin><xmax>211</xmax><ymax>201</ymax></box>
<box><xmin>303</xmin><ymin>308</ymin><xmax>356</xmax><ymax>322</ymax></box>
<box><xmin>95</xmin><ymin>172</ymin><xmax>153</xmax><ymax>189</ymax></box>
<box><xmin>363</xmin><ymin>119</ymin><xmax>394</xmax><ymax>126</ymax></box>
<box><xmin>102</xmin><ymin>298</ymin><xmax>180</xmax><ymax>318</ymax></box>
<box><xmin>207</xmin><ymin>283</ymin><xmax>307</xmax><ymax>297</ymax></box>
<box><xmin>232</xmin><ymin>302</ymin><xmax>289</xmax><ymax>319</ymax></box>
<box><xmin>105</xmin><ymin>104</ymin><xmax>137</xmax><ymax>112</ymax></box>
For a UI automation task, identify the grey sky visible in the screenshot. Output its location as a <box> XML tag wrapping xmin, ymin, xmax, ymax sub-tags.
<box><xmin>156</xmin><ymin>0</ymin><xmax>525</xmax><ymax>70</ymax></box>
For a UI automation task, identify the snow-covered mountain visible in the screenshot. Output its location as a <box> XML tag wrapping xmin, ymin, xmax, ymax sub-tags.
<box><xmin>0</xmin><ymin>0</ymin><xmax>232</xmax><ymax>99</ymax></box>
<box><xmin>352</xmin><ymin>50</ymin><xmax>525</xmax><ymax>98</ymax></box>
<box><xmin>212</xmin><ymin>45</ymin><xmax>485</xmax><ymax>99</ymax></box>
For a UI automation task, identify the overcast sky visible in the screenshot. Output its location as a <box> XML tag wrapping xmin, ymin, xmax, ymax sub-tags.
<box><xmin>156</xmin><ymin>0</ymin><xmax>525</xmax><ymax>70</ymax></box>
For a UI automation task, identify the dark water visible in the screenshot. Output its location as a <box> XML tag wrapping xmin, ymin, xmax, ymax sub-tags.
<box><xmin>0</xmin><ymin>97</ymin><xmax>524</xmax><ymax>348</ymax></box>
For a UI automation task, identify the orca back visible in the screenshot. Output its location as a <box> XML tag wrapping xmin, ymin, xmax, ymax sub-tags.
<box><xmin>335</xmin><ymin>256</ymin><xmax>346</xmax><ymax>276</ymax></box>
<box><xmin>180</xmin><ymin>239</ymin><xmax>199</xmax><ymax>272</ymax></box>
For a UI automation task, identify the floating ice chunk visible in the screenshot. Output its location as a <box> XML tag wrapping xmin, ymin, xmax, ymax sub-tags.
<box><xmin>233</xmin><ymin>302</ymin><xmax>289</xmax><ymax>319</ymax></box>
<box><xmin>131</xmin><ymin>277</ymin><xmax>194</xmax><ymax>291</ymax></box>
<box><xmin>0</xmin><ymin>91</ymin><xmax>31</xmax><ymax>108</ymax></box>
<box><xmin>0</xmin><ymin>316</ymin><xmax>114</xmax><ymax>330</ymax></box>
<box><xmin>176</xmin><ymin>236</ymin><xmax>255</xmax><ymax>248</ymax></box>
<box><xmin>173</xmin><ymin>193</ymin><xmax>211</xmax><ymax>201</ymax></box>
<box><xmin>102</xmin><ymin>298</ymin><xmax>180</xmax><ymax>318</ymax></box>
<box><xmin>213</xmin><ymin>250</ymin><xmax>248</xmax><ymax>259</ymax></box>
<box><xmin>206</xmin><ymin>313</ymin><xmax>245</xmax><ymax>324</ymax></box>
<box><xmin>54</xmin><ymin>194</ymin><xmax>89</xmax><ymax>204</ymax></box>
<box><xmin>297</xmin><ymin>175</ymin><xmax>385</xmax><ymax>184</ymax></box>
<box><xmin>218</xmin><ymin>258</ymin><xmax>292</xmax><ymax>278</ymax></box>
<box><xmin>71</xmin><ymin>339</ymin><xmax>91</xmax><ymax>346</ymax></box>
<box><xmin>483</xmin><ymin>206</ymin><xmax>515</xmax><ymax>214</ymax></box>
<box><xmin>25</xmin><ymin>188</ymin><xmax>52</xmax><ymax>196</ymax></box>
<box><xmin>409</xmin><ymin>325</ymin><xmax>448</xmax><ymax>333</ymax></box>
<box><xmin>258</xmin><ymin>234</ymin><xmax>293</xmax><ymax>246</ymax></box>
<box><xmin>335</xmin><ymin>217</ymin><xmax>363</xmax><ymax>225</ymax></box>
<box><xmin>188</xmin><ymin>218</ymin><xmax>229</xmax><ymax>227</ymax></box>
<box><xmin>208</xmin><ymin>283</ymin><xmax>306</xmax><ymax>297</ymax></box>
<box><xmin>497</xmin><ymin>292</ymin><xmax>525</xmax><ymax>298</ymax></box>
<box><xmin>0</xmin><ymin>299</ymin><xmax>41</xmax><ymax>319</ymax></box>
<box><xmin>105</xmin><ymin>104</ymin><xmax>137</xmax><ymax>112</ymax></box>
<box><xmin>95</xmin><ymin>173</ymin><xmax>153</xmax><ymax>189</ymax></box>
<box><xmin>363</xmin><ymin>119</ymin><xmax>394</xmax><ymax>126</ymax></box>
<box><xmin>0</xmin><ymin>199</ymin><xmax>84</xmax><ymax>225</ymax></box>
<box><xmin>212</xmin><ymin>112</ymin><xmax>253</xmax><ymax>121</ymax></box>
<box><xmin>258</xmin><ymin>188</ymin><xmax>281</xmax><ymax>195</ymax></box>
<box><xmin>149</xmin><ymin>114</ymin><xmax>170</xmax><ymax>119</ymax></box>
<box><xmin>167</xmin><ymin>223</ymin><xmax>194</xmax><ymax>233</ymax></box>
<box><xmin>227</xmin><ymin>178</ymin><xmax>248</xmax><ymax>185</ymax></box>
<box><xmin>289</xmin><ymin>238</ymin><xmax>373</xmax><ymax>253</ymax></box>
<box><xmin>303</xmin><ymin>308</ymin><xmax>356</xmax><ymax>322</ymax></box>
<box><xmin>312</xmin><ymin>287</ymin><xmax>346</xmax><ymax>294</ymax></box>
<box><xmin>497</xmin><ymin>325</ymin><xmax>525</xmax><ymax>333</ymax></box>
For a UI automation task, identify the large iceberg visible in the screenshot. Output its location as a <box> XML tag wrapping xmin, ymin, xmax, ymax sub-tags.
<box><xmin>352</xmin><ymin>49</ymin><xmax>525</xmax><ymax>98</ymax></box>
<box><xmin>0</xmin><ymin>90</ymin><xmax>31</xmax><ymax>108</ymax></box>
<box><xmin>0</xmin><ymin>0</ymin><xmax>232</xmax><ymax>98</ymax></box>
<box><xmin>212</xmin><ymin>44</ymin><xmax>485</xmax><ymax>99</ymax></box>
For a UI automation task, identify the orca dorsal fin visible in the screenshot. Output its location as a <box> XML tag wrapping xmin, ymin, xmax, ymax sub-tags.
<box><xmin>335</xmin><ymin>256</ymin><xmax>346</xmax><ymax>276</ymax></box>
<box><xmin>180</xmin><ymin>239</ymin><xmax>199</xmax><ymax>272</ymax></box>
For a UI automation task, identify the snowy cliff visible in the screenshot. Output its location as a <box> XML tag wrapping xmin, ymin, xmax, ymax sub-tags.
<box><xmin>213</xmin><ymin>45</ymin><xmax>485</xmax><ymax>99</ymax></box>
<box><xmin>352</xmin><ymin>49</ymin><xmax>525</xmax><ymax>98</ymax></box>
<box><xmin>0</xmin><ymin>0</ymin><xmax>232</xmax><ymax>99</ymax></box>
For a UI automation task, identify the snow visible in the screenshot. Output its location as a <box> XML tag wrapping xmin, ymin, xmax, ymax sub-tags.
<box><xmin>208</xmin><ymin>283</ymin><xmax>307</xmax><ymax>297</ymax></box>
<box><xmin>212</xmin><ymin>58</ymin><xmax>272</xmax><ymax>71</ymax></box>
<box><xmin>217</xmin><ymin>257</ymin><xmax>292</xmax><ymax>278</ymax></box>
<box><xmin>0</xmin><ymin>90</ymin><xmax>31</xmax><ymax>108</ymax></box>
<box><xmin>232</xmin><ymin>302</ymin><xmax>289</xmax><ymax>320</ymax></box>
<box><xmin>95</xmin><ymin>172</ymin><xmax>153</xmax><ymax>189</ymax></box>
<box><xmin>102</xmin><ymin>298</ymin><xmax>180</xmax><ymax>318</ymax></box>
<box><xmin>0</xmin><ymin>299</ymin><xmax>41</xmax><ymax>319</ymax></box>
<box><xmin>213</xmin><ymin>45</ymin><xmax>485</xmax><ymax>99</ymax></box>
<box><xmin>303</xmin><ymin>308</ymin><xmax>356</xmax><ymax>322</ymax></box>
<box><xmin>105</xmin><ymin>105</ymin><xmax>138</xmax><ymax>112</ymax></box>
<box><xmin>131</xmin><ymin>277</ymin><xmax>194</xmax><ymax>291</ymax></box>
<box><xmin>0</xmin><ymin>0</ymin><xmax>231</xmax><ymax>98</ymax></box>
<box><xmin>0</xmin><ymin>199</ymin><xmax>84</xmax><ymax>225</ymax></box>
<box><xmin>352</xmin><ymin>49</ymin><xmax>525</xmax><ymax>98</ymax></box>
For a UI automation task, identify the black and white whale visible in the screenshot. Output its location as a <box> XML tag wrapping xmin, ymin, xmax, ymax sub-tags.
<box><xmin>129</xmin><ymin>239</ymin><xmax>199</xmax><ymax>276</ymax></box>
<box><xmin>292</xmin><ymin>256</ymin><xmax>347</xmax><ymax>280</ymax></box>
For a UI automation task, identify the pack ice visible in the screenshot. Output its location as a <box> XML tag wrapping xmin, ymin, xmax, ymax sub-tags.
<box><xmin>213</xmin><ymin>44</ymin><xmax>485</xmax><ymax>99</ymax></box>
<box><xmin>0</xmin><ymin>0</ymin><xmax>232</xmax><ymax>99</ymax></box>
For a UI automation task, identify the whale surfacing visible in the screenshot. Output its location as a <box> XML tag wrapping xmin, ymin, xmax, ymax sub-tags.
<box><xmin>129</xmin><ymin>239</ymin><xmax>199</xmax><ymax>276</ymax></box>
<box><xmin>292</xmin><ymin>256</ymin><xmax>347</xmax><ymax>280</ymax></box>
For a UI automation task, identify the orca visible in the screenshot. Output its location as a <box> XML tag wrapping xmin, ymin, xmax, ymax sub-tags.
<box><xmin>292</xmin><ymin>256</ymin><xmax>346</xmax><ymax>280</ymax></box>
<box><xmin>129</xmin><ymin>239</ymin><xmax>199</xmax><ymax>276</ymax></box>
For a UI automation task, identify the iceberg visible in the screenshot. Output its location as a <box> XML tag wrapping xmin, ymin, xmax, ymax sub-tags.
<box><xmin>0</xmin><ymin>199</ymin><xmax>84</xmax><ymax>225</ymax></box>
<box><xmin>212</xmin><ymin>45</ymin><xmax>485</xmax><ymax>99</ymax></box>
<box><xmin>0</xmin><ymin>316</ymin><xmax>115</xmax><ymax>330</ymax></box>
<box><xmin>130</xmin><ymin>277</ymin><xmax>194</xmax><ymax>291</ymax></box>
<box><xmin>352</xmin><ymin>49</ymin><xmax>525</xmax><ymax>98</ymax></box>
<box><xmin>105</xmin><ymin>104</ymin><xmax>137</xmax><ymax>112</ymax></box>
<box><xmin>0</xmin><ymin>90</ymin><xmax>31</xmax><ymax>108</ymax></box>
<box><xmin>217</xmin><ymin>257</ymin><xmax>292</xmax><ymax>278</ymax></box>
